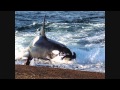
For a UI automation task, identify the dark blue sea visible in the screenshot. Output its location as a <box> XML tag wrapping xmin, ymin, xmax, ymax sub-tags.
<box><xmin>15</xmin><ymin>11</ymin><xmax>105</xmax><ymax>73</ymax></box>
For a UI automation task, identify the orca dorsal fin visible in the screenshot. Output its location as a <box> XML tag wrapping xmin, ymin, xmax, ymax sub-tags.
<box><xmin>40</xmin><ymin>15</ymin><xmax>46</xmax><ymax>36</ymax></box>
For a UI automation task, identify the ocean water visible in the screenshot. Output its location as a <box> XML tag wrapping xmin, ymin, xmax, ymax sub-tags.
<box><xmin>15</xmin><ymin>11</ymin><xmax>105</xmax><ymax>73</ymax></box>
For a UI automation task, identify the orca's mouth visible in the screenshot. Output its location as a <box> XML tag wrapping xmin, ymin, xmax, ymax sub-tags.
<box><xmin>61</xmin><ymin>52</ymin><xmax>76</xmax><ymax>61</ymax></box>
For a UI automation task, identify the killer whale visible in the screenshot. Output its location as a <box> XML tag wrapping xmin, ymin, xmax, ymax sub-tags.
<box><xmin>16</xmin><ymin>15</ymin><xmax>76</xmax><ymax>65</ymax></box>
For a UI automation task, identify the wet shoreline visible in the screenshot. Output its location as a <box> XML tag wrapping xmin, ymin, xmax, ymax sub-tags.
<box><xmin>15</xmin><ymin>65</ymin><xmax>105</xmax><ymax>79</ymax></box>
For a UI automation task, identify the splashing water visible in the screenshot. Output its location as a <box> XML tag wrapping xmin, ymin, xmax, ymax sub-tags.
<box><xmin>15</xmin><ymin>11</ymin><xmax>105</xmax><ymax>73</ymax></box>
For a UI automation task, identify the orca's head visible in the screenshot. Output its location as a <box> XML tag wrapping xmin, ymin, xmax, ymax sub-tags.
<box><xmin>51</xmin><ymin>50</ymin><xmax>76</xmax><ymax>64</ymax></box>
<box><xmin>60</xmin><ymin>51</ymin><xmax>76</xmax><ymax>61</ymax></box>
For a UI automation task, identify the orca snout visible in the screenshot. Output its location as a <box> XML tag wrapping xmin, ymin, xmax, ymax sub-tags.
<box><xmin>61</xmin><ymin>52</ymin><xmax>76</xmax><ymax>61</ymax></box>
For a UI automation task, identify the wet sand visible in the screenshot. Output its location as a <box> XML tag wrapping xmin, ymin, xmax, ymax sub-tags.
<box><xmin>15</xmin><ymin>65</ymin><xmax>105</xmax><ymax>79</ymax></box>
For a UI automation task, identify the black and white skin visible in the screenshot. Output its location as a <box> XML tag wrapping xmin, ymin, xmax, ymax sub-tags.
<box><xmin>15</xmin><ymin>15</ymin><xmax>76</xmax><ymax>65</ymax></box>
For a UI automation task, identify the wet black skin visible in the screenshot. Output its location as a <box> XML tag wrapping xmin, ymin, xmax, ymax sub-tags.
<box><xmin>29</xmin><ymin>36</ymin><xmax>73</xmax><ymax>60</ymax></box>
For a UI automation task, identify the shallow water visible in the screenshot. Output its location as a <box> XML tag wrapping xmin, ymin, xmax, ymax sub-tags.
<box><xmin>15</xmin><ymin>11</ymin><xmax>105</xmax><ymax>73</ymax></box>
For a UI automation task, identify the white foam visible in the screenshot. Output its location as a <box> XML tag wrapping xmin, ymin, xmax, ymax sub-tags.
<box><xmin>30</xmin><ymin>59</ymin><xmax>35</xmax><ymax>66</ymax></box>
<box><xmin>22</xmin><ymin>57</ymin><xmax>28</xmax><ymax>59</ymax></box>
<box><xmin>32</xmin><ymin>22</ymin><xmax>37</xmax><ymax>25</ymax></box>
<box><xmin>15</xmin><ymin>22</ymin><xmax>105</xmax><ymax>73</ymax></box>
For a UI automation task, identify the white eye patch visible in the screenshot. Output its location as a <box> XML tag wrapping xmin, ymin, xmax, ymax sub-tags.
<box><xmin>52</xmin><ymin>50</ymin><xmax>59</xmax><ymax>55</ymax></box>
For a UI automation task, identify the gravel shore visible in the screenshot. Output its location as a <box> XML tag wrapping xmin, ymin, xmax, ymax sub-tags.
<box><xmin>15</xmin><ymin>65</ymin><xmax>105</xmax><ymax>79</ymax></box>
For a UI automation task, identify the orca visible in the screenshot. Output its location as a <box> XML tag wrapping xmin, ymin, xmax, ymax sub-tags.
<box><xmin>16</xmin><ymin>15</ymin><xmax>76</xmax><ymax>65</ymax></box>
